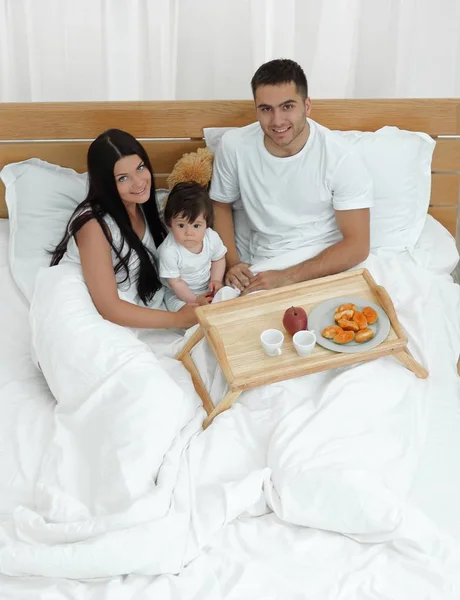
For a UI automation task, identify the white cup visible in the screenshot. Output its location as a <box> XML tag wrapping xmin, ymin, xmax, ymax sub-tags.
<box><xmin>260</xmin><ymin>329</ymin><xmax>284</xmax><ymax>357</ymax></box>
<box><xmin>292</xmin><ymin>330</ymin><xmax>316</xmax><ymax>357</ymax></box>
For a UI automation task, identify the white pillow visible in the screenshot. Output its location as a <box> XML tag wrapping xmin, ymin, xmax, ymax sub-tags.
<box><xmin>0</xmin><ymin>159</ymin><xmax>88</xmax><ymax>301</ymax></box>
<box><xmin>411</xmin><ymin>214</ymin><xmax>459</xmax><ymax>275</ymax></box>
<box><xmin>337</xmin><ymin>126</ymin><xmax>435</xmax><ymax>250</ymax></box>
<box><xmin>203</xmin><ymin>127</ymin><xmax>237</xmax><ymax>154</ymax></box>
<box><xmin>0</xmin><ymin>158</ymin><xmax>170</xmax><ymax>302</ymax></box>
<box><xmin>204</xmin><ymin>124</ymin><xmax>435</xmax><ymax>254</ymax></box>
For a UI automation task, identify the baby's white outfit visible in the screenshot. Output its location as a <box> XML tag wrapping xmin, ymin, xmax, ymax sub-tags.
<box><xmin>158</xmin><ymin>228</ymin><xmax>227</xmax><ymax>311</ymax></box>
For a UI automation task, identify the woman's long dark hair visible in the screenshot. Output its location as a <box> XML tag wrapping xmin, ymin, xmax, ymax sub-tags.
<box><xmin>50</xmin><ymin>129</ymin><xmax>167</xmax><ymax>304</ymax></box>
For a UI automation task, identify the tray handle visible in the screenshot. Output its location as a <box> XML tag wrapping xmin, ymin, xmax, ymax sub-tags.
<box><xmin>375</xmin><ymin>285</ymin><xmax>407</xmax><ymax>343</ymax></box>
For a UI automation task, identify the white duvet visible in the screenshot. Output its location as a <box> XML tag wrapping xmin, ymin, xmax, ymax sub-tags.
<box><xmin>1</xmin><ymin>247</ymin><xmax>460</xmax><ymax>599</ymax></box>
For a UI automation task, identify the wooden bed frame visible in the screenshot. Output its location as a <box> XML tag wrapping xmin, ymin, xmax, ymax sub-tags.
<box><xmin>0</xmin><ymin>99</ymin><xmax>459</xmax><ymax>239</ymax></box>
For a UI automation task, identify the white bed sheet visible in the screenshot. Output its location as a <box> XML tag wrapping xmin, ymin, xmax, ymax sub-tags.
<box><xmin>0</xmin><ymin>217</ymin><xmax>459</xmax><ymax>599</ymax></box>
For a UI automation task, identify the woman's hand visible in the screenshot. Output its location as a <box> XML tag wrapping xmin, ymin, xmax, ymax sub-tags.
<box><xmin>175</xmin><ymin>304</ymin><xmax>198</xmax><ymax>328</ymax></box>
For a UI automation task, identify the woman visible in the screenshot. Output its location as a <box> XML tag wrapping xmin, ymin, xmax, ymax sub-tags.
<box><xmin>51</xmin><ymin>129</ymin><xmax>197</xmax><ymax>329</ymax></box>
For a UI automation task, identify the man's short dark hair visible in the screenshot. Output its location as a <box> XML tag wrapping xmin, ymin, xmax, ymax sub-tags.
<box><xmin>251</xmin><ymin>58</ymin><xmax>308</xmax><ymax>99</ymax></box>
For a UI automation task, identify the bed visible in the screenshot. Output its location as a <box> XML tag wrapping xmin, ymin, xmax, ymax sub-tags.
<box><xmin>0</xmin><ymin>100</ymin><xmax>459</xmax><ymax>599</ymax></box>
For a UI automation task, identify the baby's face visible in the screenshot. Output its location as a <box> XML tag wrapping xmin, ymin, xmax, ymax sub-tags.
<box><xmin>170</xmin><ymin>212</ymin><xmax>207</xmax><ymax>253</ymax></box>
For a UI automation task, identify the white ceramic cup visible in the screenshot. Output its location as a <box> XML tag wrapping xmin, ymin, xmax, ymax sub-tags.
<box><xmin>260</xmin><ymin>329</ymin><xmax>284</xmax><ymax>357</ymax></box>
<box><xmin>292</xmin><ymin>330</ymin><xmax>316</xmax><ymax>357</ymax></box>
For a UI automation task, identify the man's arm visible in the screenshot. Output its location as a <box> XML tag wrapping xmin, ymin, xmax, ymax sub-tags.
<box><xmin>212</xmin><ymin>200</ymin><xmax>253</xmax><ymax>290</ymax></box>
<box><xmin>242</xmin><ymin>208</ymin><xmax>370</xmax><ymax>294</ymax></box>
<box><xmin>212</xmin><ymin>201</ymin><xmax>238</xmax><ymax>267</ymax></box>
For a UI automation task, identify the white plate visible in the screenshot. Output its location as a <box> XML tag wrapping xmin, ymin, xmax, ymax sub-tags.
<box><xmin>308</xmin><ymin>296</ymin><xmax>391</xmax><ymax>353</ymax></box>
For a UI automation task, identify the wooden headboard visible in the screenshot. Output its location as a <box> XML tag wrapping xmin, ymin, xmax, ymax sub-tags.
<box><xmin>0</xmin><ymin>99</ymin><xmax>459</xmax><ymax>238</ymax></box>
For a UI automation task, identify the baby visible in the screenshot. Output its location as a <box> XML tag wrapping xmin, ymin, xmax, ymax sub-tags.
<box><xmin>158</xmin><ymin>182</ymin><xmax>227</xmax><ymax>312</ymax></box>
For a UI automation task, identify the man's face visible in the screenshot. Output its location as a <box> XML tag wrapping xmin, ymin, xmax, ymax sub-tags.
<box><xmin>254</xmin><ymin>82</ymin><xmax>311</xmax><ymax>155</ymax></box>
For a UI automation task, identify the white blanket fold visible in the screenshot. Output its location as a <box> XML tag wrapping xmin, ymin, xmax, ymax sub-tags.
<box><xmin>1</xmin><ymin>251</ymin><xmax>459</xmax><ymax>595</ymax></box>
<box><xmin>29</xmin><ymin>264</ymin><xmax>204</xmax><ymax>519</ymax></box>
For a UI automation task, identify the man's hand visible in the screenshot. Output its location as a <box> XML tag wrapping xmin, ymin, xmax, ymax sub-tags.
<box><xmin>225</xmin><ymin>262</ymin><xmax>253</xmax><ymax>291</ymax></box>
<box><xmin>242</xmin><ymin>269</ymin><xmax>294</xmax><ymax>295</ymax></box>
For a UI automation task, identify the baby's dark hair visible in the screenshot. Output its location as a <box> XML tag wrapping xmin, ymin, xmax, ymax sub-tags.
<box><xmin>164</xmin><ymin>182</ymin><xmax>214</xmax><ymax>228</ymax></box>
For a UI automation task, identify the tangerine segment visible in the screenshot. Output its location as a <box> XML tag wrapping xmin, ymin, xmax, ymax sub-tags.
<box><xmin>334</xmin><ymin>309</ymin><xmax>354</xmax><ymax>322</ymax></box>
<box><xmin>334</xmin><ymin>330</ymin><xmax>355</xmax><ymax>344</ymax></box>
<box><xmin>355</xmin><ymin>327</ymin><xmax>375</xmax><ymax>343</ymax></box>
<box><xmin>322</xmin><ymin>325</ymin><xmax>344</xmax><ymax>339</ymax></box>
<box><xmin>335</xmin><ymin>303</ymin><xmax>357</xmax><ymax>313</ymax></box>
<box><xmin>362</xmin><ymin>306</ymin><xmax>378</xmax><ymax>325</ymax></box>
<box><xmin>352</xmin><ymin>311</ymin><xmax>368</xmax><ymax>330</ymax></box>
<box><xmin>337</xmin><ymin>318</ymin><xmax>360</xmax><ymax>332</ymax></box>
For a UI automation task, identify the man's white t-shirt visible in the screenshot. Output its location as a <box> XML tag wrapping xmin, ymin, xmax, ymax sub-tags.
<box><xmin>158</xmin><ymin>228</ymin><xmax>227</xmax><ymax>295</ymax></box>
<box><xmin>209</xmin><ymin>118</ymin><xmax>373</xmax><ymax>262</ymax></box>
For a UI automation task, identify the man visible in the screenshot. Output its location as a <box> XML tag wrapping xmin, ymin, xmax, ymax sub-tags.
<box><xmin>210</xmin><ymin>58</ymin><xmax>373</xmax><ymax>294</ymax></box>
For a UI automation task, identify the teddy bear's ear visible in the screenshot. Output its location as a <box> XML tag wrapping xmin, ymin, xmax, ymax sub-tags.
<box><xmin>167</xmin><ymin>147</ymin><xmax>214</xmax><ymax>190</ymax></box>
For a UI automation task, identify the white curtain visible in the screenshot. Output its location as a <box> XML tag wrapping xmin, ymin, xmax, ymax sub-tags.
<box><xmin>1</xmin><ymin>0</ymin><xmax>460</xmax><ymax>102</ymax></box>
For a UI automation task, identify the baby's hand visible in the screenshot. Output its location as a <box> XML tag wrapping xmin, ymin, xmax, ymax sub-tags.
<box><xmin>196</xmin><ymin>294</ymin><xmax>211</xmax><ymax>306</ymax></box>
<box><xmin>209</xmin><ymin>280</ymin><xmax>224</xmax><ymax>294</ymax></box>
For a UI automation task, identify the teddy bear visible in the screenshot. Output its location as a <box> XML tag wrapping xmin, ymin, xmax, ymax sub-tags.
<box><xmin>166</xmin><ymin>146</ymin><xmax>214</xmax><ymax>191</ymax></box>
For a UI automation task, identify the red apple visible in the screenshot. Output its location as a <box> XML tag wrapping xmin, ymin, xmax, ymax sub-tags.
<box><xmin>283</xmin><ymin>306</ymin><xmax>308</xmax><ymax>335</ymax></box>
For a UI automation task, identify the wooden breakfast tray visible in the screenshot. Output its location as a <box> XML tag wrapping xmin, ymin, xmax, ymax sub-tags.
<box><xmin>177</xmin><ymin>268</ymin><xmax>429</xmax><ymax>428</ymax></box>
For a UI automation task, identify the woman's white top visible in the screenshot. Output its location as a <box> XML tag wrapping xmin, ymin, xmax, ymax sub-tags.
<box><xmin>63</xmin><ymin>213</ymin><xmax>165</xmax><ymax>308</ymax></box>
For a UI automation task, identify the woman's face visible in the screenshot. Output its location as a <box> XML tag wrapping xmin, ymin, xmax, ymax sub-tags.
<box><xmin>114</xmin><ymin>154</ymin><xmax>151</xmax><ymax>206</ymax></box>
